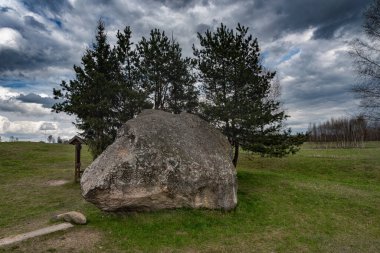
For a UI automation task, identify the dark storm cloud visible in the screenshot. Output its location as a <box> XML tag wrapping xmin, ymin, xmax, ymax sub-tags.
<box><xmin>0</xmin><ymin>0</ymin><xmax>373</xmax><ymax>133</ymax></box>
<box><xmin>21</xmin><ymin>0</ymin><xmax>72</xmax><ymax>15</ymax></box>
<box><xmin>0</xmin><ymin>0</ymin><xmax>146</xmax><ymax>77</ymax></box>
<box><xmin>0</xmin><ymin>99</ymin><xmax>20</xmax><ymax>113</ymax></box>
<box><xmin>0</xmin><ymin>45</ymin><xmax>70</xmax><ymax>72</ymax></box>
<box><xmin>0</xmin><ymin>4</ymin><xmax>75</xmax><ymax>74</ymax></box>
<box><xmin>195</xmin><ymin>23</ymin><xmax>210</xmax><ymax>34</ymax></box>
<box><xmin>16</xmin><ymin>93</ymin><xmax>56</xmax><ymax>108</ymax></box>
<box><xmin>0</xmin><ymin>8</ymin><xmax>23</xmax><ymax>31</ymax></box>
<box><xmin>39</xmin><ymin>122</ymin><xmax>57</xmax><ymax>130</ymax></box>
<box><xmin>0</xmin><ymin>0</ymin><xmax>373</xmax><ymax>75</ymax></box>
<box><xmin>285</xmin><ymin>81</ymin><xmax>353</xmax><ymax>108</ymax></box>
<box><xmin>0</xmin><ymin>98</ymin><xmax>47</xmax><ymax>115</ymax></box>
<box><xmin>234</xmin><ymin>0</ymin><xmax>371</xmax><ymax>40</ymax></box>
<box><xmin>23</xmin><ymin>15</ymin><xmax>47</xmax><ymax>31</ymax></box>
<box><xmin>152</xmin><ymin>0</ymin><xmax>208</xmax><ymax>10</ymax></box>
<box><xmin>0</xmin><ymin>7</ymin><xmax>13</xmax><ymax>12</ymax></box>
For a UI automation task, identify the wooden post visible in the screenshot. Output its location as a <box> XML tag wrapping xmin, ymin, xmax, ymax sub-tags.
<box><xmin>69</xmin><ymin>136</ymin><xmax>85</xmax><ymax>183</ymax></box>
<box><xmin>75</xmin><ymin>143</ymin><xmax>82</xmax><ymax>182</ymax></box>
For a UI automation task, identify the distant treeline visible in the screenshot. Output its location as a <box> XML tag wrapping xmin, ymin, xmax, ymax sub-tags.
<box><xmin>308</xmin><ymin>116</ymin><xmax>380</xmax><ymax>148</ymax></box>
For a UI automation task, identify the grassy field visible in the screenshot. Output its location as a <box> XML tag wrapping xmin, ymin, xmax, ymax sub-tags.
<box><xmin>0</xmin><ymin>142</ymin><xmax>379</xmax><ymax>252</ymax></box>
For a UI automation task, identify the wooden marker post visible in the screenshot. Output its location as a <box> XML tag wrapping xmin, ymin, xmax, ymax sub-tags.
<box><xmin>68</xmin><ymin>136</ymin><xmax>85</xmax><ymax>182</ymax></box>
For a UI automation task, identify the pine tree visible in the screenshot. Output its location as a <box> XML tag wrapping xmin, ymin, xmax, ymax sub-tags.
<box><xmin>193</xmin><ymin>23</ymin><xmax>304</xmax><ymax>166</ymax></box>
<box><xmin>53</xmin><ymin>20</ymin><xmax>147</xmax><ymax>158</ymax></box>
<box><xmin>114</xmin><ymin>26</ymin><xmax>152</xmax><ymax>122</ymax></box>
<box><xmin>136</xmin><ymin>29</ymin><xmax>198</xmax><ymax>113</ymax></box>
<box><xmin>166</xmin><ymin>38</ymin><xmax>199</xmax><ymax>114</ymax></box>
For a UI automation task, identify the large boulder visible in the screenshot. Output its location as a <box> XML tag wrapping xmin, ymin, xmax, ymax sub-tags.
<box><xmin>81</xmin><ymin>109</ymin><xmax>237</xmax><ymax>212</ymax></box>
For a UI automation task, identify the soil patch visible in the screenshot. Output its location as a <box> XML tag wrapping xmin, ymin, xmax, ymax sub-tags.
<box><xmin>46</xmin><ymin>180</ymin><xmax>69</xmax><ymax>186</ymax></box>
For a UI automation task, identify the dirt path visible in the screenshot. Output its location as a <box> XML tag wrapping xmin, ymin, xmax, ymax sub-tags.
<box><xmin>0</xmin><ymin>223</ymin><xmax>74</xmax><ymax>247</ymax></box>
<box><xmin>0</xmin><ymin>227</ymin><xmax>102</xmax><ymax>253</ymax></box>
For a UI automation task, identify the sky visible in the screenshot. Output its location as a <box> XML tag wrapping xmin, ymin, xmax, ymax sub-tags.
<box><xmin>0</xmin><ymin>0</ymin><xmax>372</xmax><ymax>142</ymax></box>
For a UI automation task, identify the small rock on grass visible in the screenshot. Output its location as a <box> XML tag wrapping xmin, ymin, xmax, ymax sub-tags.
<box><xmin>53</xmin><ymin>211</ymin><xmax>87</xmax><ymax>225</ymax></box>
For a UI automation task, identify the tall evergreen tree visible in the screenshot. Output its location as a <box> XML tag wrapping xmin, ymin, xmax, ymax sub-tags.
<box><xmin>53</xmin><ymin>20</ymin><xmax>146</xmax><ymax>158</ymax></box>
<box><xmin>114</xmin><ymin>26</ymin><xmax>152</xmax><ymax>122</ymax></box>
<box><xmin>136</xmin><ymin>29</ymin><xmax>198</xmax><ymax>113</ymax></box>
<box><xmin>193</xmin><ymin>23</ymin><xmax>304</xmax><ymax>166</ymax></box>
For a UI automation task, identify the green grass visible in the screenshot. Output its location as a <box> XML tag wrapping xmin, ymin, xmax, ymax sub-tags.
<box><xmin>0</xmin><ymin>142</ymin><xmax>379</xmax><ymax>252</ymax></box>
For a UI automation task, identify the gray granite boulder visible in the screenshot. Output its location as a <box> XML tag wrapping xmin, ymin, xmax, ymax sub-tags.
<box><xmin>81</xmin><ymin>109</ymin><xmax>237</xmax><ymax>212</ymax></box>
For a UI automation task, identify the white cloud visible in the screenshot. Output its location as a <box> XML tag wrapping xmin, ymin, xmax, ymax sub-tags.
<box><xmin>282</xmin><ymin>27</ymin><xmax>316</xmax><ymax>44</ymax></box>
<box><xmin>0</xmin><ymin>27</ymin><xmax>24</xmax><ymax>50</ymax></box>
<box><xmin>0</xmin><ymin>115</ymin><xmax>45</xmax><ymax>134</ymax></box>
<box><xmin>0</xmin><ymin>86</ymin><xmax>78</xmax><ymax>140</ymax></box>
<box><xmin>282</xmin><ymin>75</ymin><xmax>296</xmax><ymax>84</ymax></box>
<box><xmin>0</xmin><ymin>86</ymin><xmax>20</xmax><ymax>99</ymax></box>
<box><xmin>0</xmin><ymin>114</ymin><xmax>78</xmax><ymax>141</ymax></box>
<box><xmin>67</xmin><ymin>0</ymin><xmax>77</xmax><ymax>6</ymax></box>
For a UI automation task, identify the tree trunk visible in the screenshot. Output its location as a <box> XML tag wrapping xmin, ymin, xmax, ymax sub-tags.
<box><xmin>232</xmin><ymin>142</ymin><xmax>239</xmax><ymax>167</ymax></box>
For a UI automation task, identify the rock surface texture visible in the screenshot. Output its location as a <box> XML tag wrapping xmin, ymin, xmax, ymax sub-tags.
<box><xmin>81</xmin><ymin>109</ymin><xmax>237</xmax><ymax>212</ymax></box>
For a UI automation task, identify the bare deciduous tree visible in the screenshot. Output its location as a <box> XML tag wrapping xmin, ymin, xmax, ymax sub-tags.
<box><xmin>308</xmin><ymin>116</ymin><xmax>368</xmax><ymax>148</ymax></box>
<box><xmin>351</xmin><ymin>0</ymin><xmax>380</xmax><ymax>121</ymax></box>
